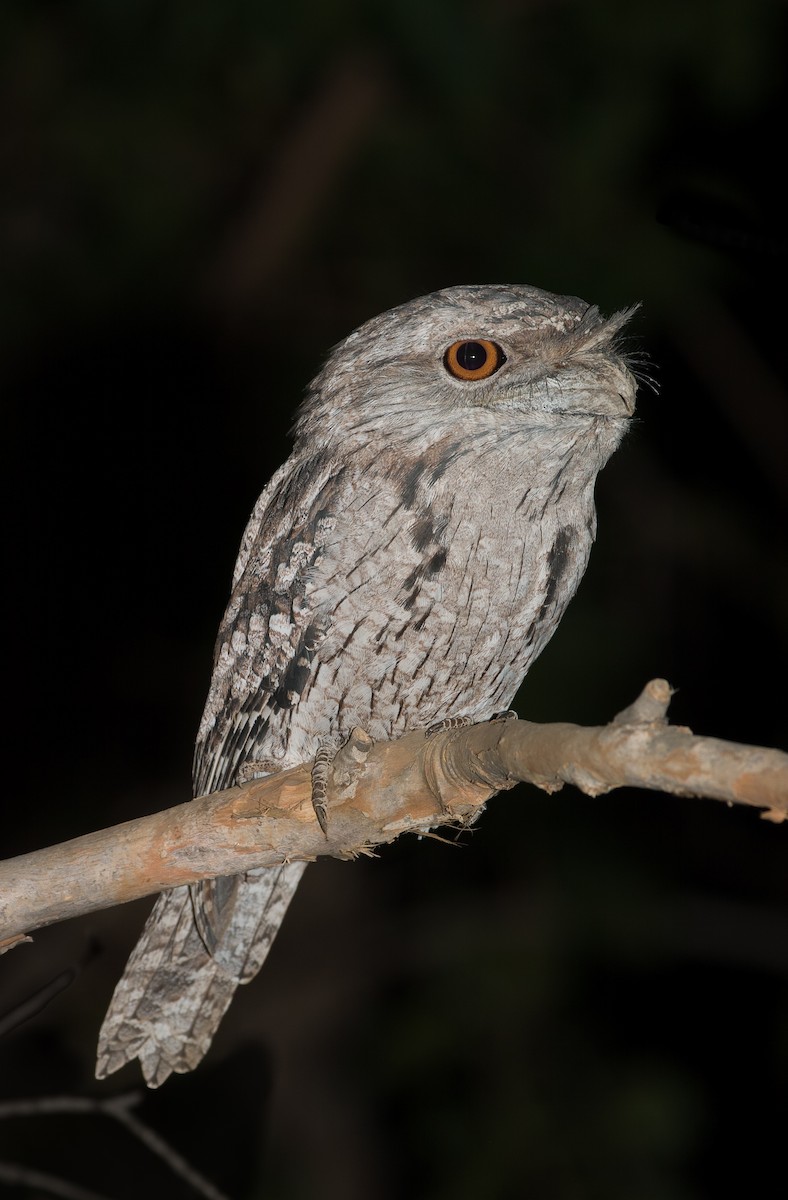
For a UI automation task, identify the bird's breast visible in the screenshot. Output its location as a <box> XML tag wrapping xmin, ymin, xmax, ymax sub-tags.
<box><xmin>285</xmin><ymin>467</ymin><xmax>595</xmax><ymax>753</ymax></box>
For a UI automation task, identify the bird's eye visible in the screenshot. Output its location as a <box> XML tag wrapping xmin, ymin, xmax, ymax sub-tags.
<box><xmin>443</xmin><ymin>339</ymin><xmax>506</xmax><ymax>381</ymax></box>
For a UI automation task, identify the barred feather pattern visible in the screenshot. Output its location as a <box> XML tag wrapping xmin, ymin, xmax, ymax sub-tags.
<box><xmin>96</xmin><ymin>284</ymin><xmax>637</xmax><ymax>1086</ymax></box>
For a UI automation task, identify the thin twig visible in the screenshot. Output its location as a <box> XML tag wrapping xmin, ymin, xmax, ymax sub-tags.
<box><xmin>0</xmin><ymin>941</ymin><xmax>98</xmax><ymax>1036</ymax></box>
<box><xmin>0</xmin><ymin>1094</ymin><xmax>229</xmax><ymax>1200</ymax></box>
<box><xmin>0</xmin><ymin>1161</ymin><xmax>110</xmax><ymax>1200</ymax></box>
<box><xmin>103</xmin><ymin>1094</ymin><xmax>229</xmax><ymax>1200</ymax></box>
<box><xmin>0</xmin><ymin>968</ymin><xmax>76</xmax><ymax>1038</ymax></box>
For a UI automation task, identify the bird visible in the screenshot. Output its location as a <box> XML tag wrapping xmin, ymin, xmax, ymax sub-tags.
<box><xmin>96</xmin><ymin>283</ymin><xmax>637</xmax><ymax>1087</ymax></box>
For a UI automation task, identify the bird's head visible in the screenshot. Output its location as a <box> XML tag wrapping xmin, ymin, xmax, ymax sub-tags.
<box><xmin>295</xmin><ymin>284</ymin><xmax>638</xmax><ymax>455</ymax></box>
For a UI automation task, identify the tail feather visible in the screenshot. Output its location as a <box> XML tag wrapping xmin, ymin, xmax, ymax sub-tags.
<box><xmin>96</xmin><ymin>862</ymin><xmax>307</xmax><ymax>1087</ymax></box>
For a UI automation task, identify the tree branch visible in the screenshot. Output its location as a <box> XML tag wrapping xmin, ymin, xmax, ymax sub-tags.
<box><xmin>1</xmin><ymin>680</ymin><xmax>785</xmax><ymax>949</ymax></box>
<box><xmin>0</xmin><ymin>1093</ymin><xmax>229</xmax><ymax>1200</ymax></box>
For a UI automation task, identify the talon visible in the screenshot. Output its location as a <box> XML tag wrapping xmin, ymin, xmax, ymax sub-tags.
<box><xmin>313</xmin><ymin>795</ymin><xmax>329</xmax><ymax>836</ymax></box>
<box><xmin>311</xmin><ymin>738</ymin><xmax>341</xmax><ymax>836</ymax></box>
<box><xmin>424</xmin><ymin>715</ymin><xmax>474</xmax><ymax>739</ymax></box>
<box><xmin>237</xmin><ymin>758</ymin><xmax>282</xmax><ymax>784</ymax></box>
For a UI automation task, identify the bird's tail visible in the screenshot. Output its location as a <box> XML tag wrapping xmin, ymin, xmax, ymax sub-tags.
<box><xmin>96</xmin><ymin>862</ymin><xmax>307</xmax><ymax>1087</ymax></box>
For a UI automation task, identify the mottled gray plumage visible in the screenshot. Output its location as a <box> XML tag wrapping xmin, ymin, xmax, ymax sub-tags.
<box><xmin>96</xmin><ymin>284</ymin><xmax>637</xmax><ymax>1086</ymax></box>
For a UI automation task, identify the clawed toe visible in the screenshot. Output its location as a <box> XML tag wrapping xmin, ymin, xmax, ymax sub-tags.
<box><xmin>311</xmin><ymin>737</ymin><xmax>342</xmax><ymax>834</ymax></box>
<box><xmin>236</xmin><ymin>758</ymin><xmax>283</xmax><ymax>784</ymax></box>
<box><xmin>424</xmin><ymin>715</ymin><xmax>474</xmax><ymax>739</ymax></box>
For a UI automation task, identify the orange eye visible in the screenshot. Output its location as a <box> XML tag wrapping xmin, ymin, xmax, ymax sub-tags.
<box><xmin>443</xmin><ymin>339</ymin><xmax>506</xmax><ymax>381</ymax></box>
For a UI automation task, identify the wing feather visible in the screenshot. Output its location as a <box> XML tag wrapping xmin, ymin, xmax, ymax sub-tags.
<box><xmin>192</xmin><ymin>454</ymin><xmax>346</xmax><ymax>797</ymax></box>
<box><xmin>97</xmin><ymin>451</ymin><xmax>347</xmax><ymax>1085</ymax></box>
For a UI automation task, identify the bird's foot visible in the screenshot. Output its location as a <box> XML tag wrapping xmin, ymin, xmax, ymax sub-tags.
<box><xmin>424</xmin><ymin>715</ymin><xmax>474</xmax><ymax>739</ymax></box>
<box><xmin>236</xmin><ymin>758</ymin><xmax>283</xmax><ymax>784</ymax></box>
<box><xmin>311</xmin><ymin>737</ymin><xmax>343</xmax><ymax>835</ymax></box>
<box><xmin>310</xmin><ymin>729</ymin><xmax>376</xmax><ymax>834</ymax></box>
<box><xmin>424</xmin><ymin>709</ymin><xmax>517</xmax><ymax>740</ymax></box>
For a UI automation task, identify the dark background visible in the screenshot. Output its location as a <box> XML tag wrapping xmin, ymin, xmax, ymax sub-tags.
<box><xmin>2</xmin><ymin>2</ymin><xmax>787</xmax><ymax>1198</ymax></box>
